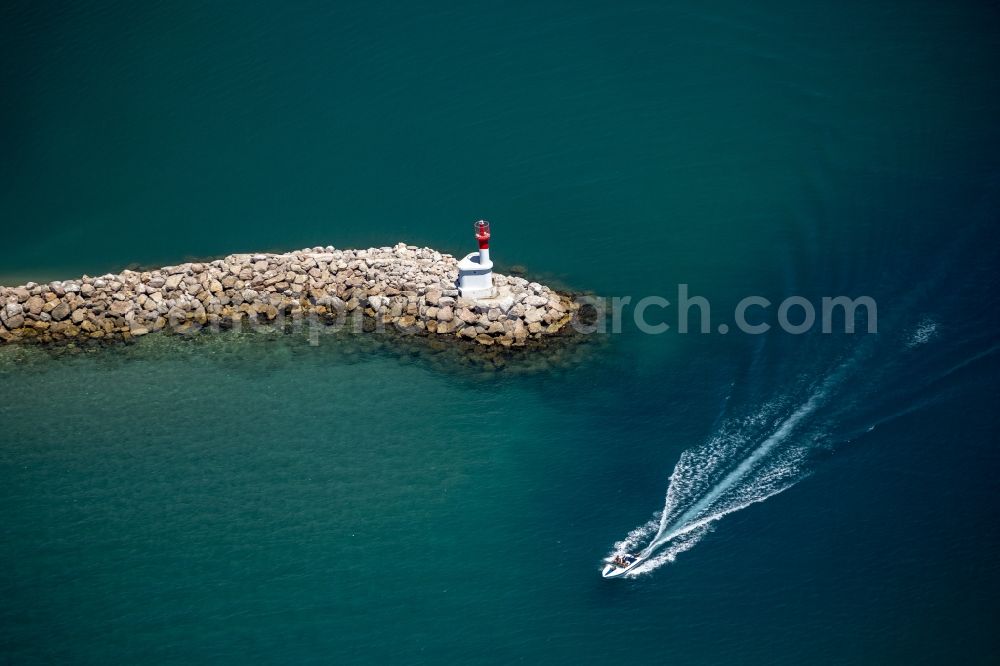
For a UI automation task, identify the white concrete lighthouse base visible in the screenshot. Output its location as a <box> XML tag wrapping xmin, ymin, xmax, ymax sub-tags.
<box><xmin>457</xmin><ymin>251</ymin><xmax>494</xmax><ymax>299</ymax></box>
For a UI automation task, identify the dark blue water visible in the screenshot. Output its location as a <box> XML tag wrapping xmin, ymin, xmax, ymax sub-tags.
<box><xmin>2</xmin><ymin>1</ymin><xmax>999</xmax><ymax>663</ymax></box>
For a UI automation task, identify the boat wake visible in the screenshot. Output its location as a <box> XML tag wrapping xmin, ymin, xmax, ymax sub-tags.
<box><xmin>605</xmin><ymin>304</ymin><xmax>997</xmax><ymax>578</ymax></box>
<box><xmin>606</xmin><ymin>389</ymin><xmax>823</xmax><ymax>578</ymax></box>
<box><xmin>599</xmin><ymin>203</ymin><xmax>998</xmax><ymax>578</ymax></box>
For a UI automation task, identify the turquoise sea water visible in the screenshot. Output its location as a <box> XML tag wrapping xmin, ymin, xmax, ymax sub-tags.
<box><xmin>2</xmin><ymin>1</ymin><xmax>999</xmax><ymax>663</ymax></box>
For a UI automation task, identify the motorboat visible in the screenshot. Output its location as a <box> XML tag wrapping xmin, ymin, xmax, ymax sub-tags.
<box><xmin>601</xmin><ymin>553</ymin><xmax>640</xmax><ymax>578</ymax></box>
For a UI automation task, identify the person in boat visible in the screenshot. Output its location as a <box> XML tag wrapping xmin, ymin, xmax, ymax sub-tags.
<box><xmin>613</xmin><ymin>554</ymin><xmax>637</xmax><ymax>568</ymax></box>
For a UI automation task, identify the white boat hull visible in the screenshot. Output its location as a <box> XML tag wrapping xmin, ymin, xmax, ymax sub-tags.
<box><xmin>601</xmin><ymin>558</ymin><xmax>641</xmax><ymax>578</ymax></box>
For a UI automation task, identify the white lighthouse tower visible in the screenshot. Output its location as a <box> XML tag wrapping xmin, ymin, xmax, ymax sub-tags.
<box><xmin>457</xmin><ymin>220</ymin><xmax>494</xmax><ymax>299</ymax></box>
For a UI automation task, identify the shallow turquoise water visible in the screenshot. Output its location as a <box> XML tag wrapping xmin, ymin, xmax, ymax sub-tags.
<box><xmin>2</xmin><ymin>1</ymin><xmax>999</xmax><ymax>663</ymax></box>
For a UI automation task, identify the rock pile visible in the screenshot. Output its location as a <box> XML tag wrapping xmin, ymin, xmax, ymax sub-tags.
<box><xmin>0</xmin><ymin>243</ymin><xmax>580</xmax><ymax>348</ymax></box>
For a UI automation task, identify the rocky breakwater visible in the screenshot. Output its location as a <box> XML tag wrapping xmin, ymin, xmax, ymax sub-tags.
<box><xmin>0</xmin><ymin>243</ymin><xmax>582</xmax><ymax>349</ymax></box>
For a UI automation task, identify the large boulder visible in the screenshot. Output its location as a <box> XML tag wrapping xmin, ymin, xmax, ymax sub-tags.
<box><xmin>3</xmin><ymin>302</ymin><xmax>23</xmax><ymax>319</ymax></box>
<box><xmin>50</xmin><ymin>301</ymin><xmax>71</xmax><ymax>321</ymax></box>
<box><xmin>26</xmin><ymin>296</ymin><xmax>44</xmax><ymax>315</ymax></box>
<box><xmin>3</xmin><ymin>314</ymin><xmax>24</xmax><ymax>330</ymax></box>
<box><xmin>525</xmin><ymin>294</ymin><xmax>548</xmax><ymax>307</ymax></box>
<box><xmin>524</xmin><ymin>307</ymin><xmax>545</xmax><ymax>324</ymax></box>
<box><xmin>327</xmin><ymin>296</ymin><xmax>346</xmax><ymax>312</ymax></box>
<box><xmin>109</xmin><ymin>300</ymin><xmax>132</xmax><ymax>316</ymax></box>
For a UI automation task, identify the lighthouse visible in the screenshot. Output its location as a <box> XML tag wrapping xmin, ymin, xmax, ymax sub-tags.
<box><xmin>457</xmin><ymin>220</ymin><xmax>494</xmax><ymax>299</ymax></box>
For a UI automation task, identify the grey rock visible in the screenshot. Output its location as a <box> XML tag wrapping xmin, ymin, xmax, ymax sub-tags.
<box><xmin>525</xmin><ymin>294</ymin><xmax>548</xmax><ymax>307</ymax></box>
<box><xmin>26</xmin><ymin>296</ymin><xmax>44</xmax><ymax>315</ymax></box>
<box><xmin>50</xmin><ymin>301</ymin><xmax>71</xmax><ymax>321</ymax></box>
<box><xmin>513</xmin><ymin>319</ymin><xmax>528</xmax><ymax>340</ymax></box>
<box><xmin>524</xmin><ymin>307</ymin><xmax>544</xmax><ymax>324</ymax></box>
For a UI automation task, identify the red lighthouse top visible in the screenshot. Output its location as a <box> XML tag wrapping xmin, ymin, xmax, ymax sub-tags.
<box><xmin>474</xmin><ymin>219</ymin><xmax>490</xmax><ymax>249</ymax></box>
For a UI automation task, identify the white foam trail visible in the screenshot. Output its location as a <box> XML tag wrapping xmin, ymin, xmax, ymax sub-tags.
<box><xmin>627</xmin><ymin>526</ymin><xmax>710</xmax><ymax>576</ymax></box>
<box><xmin>646</xmin><ymin>394</ymin><xmax>821</xmax><ymax>553</ymax></box>
<box><xmin>602</xmin><ymin>310</ymin><xmax>980</xmax><ymax>577</ymax></box>
<box><xmin>601</xmin><ymin>227</ymin><xmax>998</xmax><ymax>578</ymax></box>
<box><xmin>605</xmin><ymin>383</ymin><xmax>831</xmax><ymax>576</ymax></box>
<box><xmin>907</xmin><ymin>318</ymin><xmax>938</xmax><ymax>348</ymax></box>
